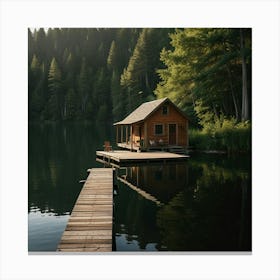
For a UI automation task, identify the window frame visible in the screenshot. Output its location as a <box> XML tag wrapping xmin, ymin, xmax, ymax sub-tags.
<box><xmin>154</xmin><ymin>123</ymin><xmax>164</xmax><ymax>136</ymax></box>
<box><xmin>162</xmin><ymin>105</ymin><xmax>169</xmax><ymax>115</ymax></box>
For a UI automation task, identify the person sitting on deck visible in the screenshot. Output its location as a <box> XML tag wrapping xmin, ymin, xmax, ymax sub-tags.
<box><xmin>103</xmin><ymin>141</ymin><xmax>112</xmax><ymax>152</ymax></box>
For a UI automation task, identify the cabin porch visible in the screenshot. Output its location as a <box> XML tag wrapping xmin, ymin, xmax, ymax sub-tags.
<box><xmin>117</xmin><ymin>142</ymin><xmax>140</xmax><ymax>152</ymax></box>
<box><xmin>116</xmin><ymin>142</ymin><xmax>187</xmax><ymax>153</ymax></box>
<box><xmin>115</xmin><ymin>123</ymin><xmax>146</xmax><ymax>151</ymax></box>
<box><xmin>115</xmin><ymin>123</ymin><xmax>187</xmax><ymax>153</ymax></box>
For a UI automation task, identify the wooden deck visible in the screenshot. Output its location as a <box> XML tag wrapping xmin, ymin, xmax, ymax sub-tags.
<box><xmin>96</xmin><ymin>150</ymin><xmax>189</xmax><ymax>167</ymax></box>
<box><xmin>117</xmin><ymin>142</ymin><xmax>140</xmax><ymax>151</ymax></box>
<box><xmin>57</xmin><ymin>168</ymin><xmax>113</xmax><ymax>252</ymax></box>
<box><xmin>117</xmin><ymin>142</ymin><xmax>187</xmax><ymax>153</ymax></box>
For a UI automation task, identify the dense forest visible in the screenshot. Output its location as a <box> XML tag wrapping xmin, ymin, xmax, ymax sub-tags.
<box><xmin>28</xmin><ymin>28</ymin><xmax>251</xmax><ymax>151</ymax></box>
<box><xmin>28</xmin><ymin>28</ymin><xmax>174</xmax><ymax>122</ymax></box>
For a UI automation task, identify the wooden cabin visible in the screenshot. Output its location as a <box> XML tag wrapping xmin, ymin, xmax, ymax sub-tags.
<box><xmin>114</xmin><ymin>98</ymin><xmax>189</xmax><ymax>152</ymax></box>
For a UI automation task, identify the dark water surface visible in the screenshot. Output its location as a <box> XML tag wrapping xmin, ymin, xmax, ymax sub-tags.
<box><xmin>28</xmin><ymin>123</ymin><xmax>251</xmax><ymax>252</ymax></box>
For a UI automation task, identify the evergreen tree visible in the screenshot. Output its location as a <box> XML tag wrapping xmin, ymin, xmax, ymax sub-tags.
<box><xmin>48</xmin><ymin>57</ymin><xmax>63</xmax><ymax>119</ymax></box>
<box><xmin>65</xmin><ymin>88</ymin><xmax>77</xmax><ymax>120</ymax></box>
<box><xmin>28</xmin><ymin>28</ymin><xmax>250</xmax><ymax>125</ymax></box>
<box><xmin>120</xmin><ymin>29</ymin><xmax>151</xmax><ymax>111</ymax></box>
<box><xmin>77</xmin><ymin>58</ymin><xmax>90</xmax><ymax>116</ymax></box>
<box><xmin>155</xmin><ymin>28</ymin><xmax>251</xmax><ymax>126</ymax></box>
<box><xmin>107</xmin><ymin>40</ymin><xmax>117</xmax><ymax>70</ymax></box>
<box><xmin>110</xmin><ymin>69</ymin><xmax>123</xmax><ymax>121</ymax></box>
<box><xmin>29</xmin><ymin>54</ymin><xmax>41</xmax><ymax>93</ymax></box>
<box><xmin>120</xmin><ymin>28</ymin><xmax>172</xmax><ymax>112</ymax></box>
<box><xmin>94</xmin><ymin>67</ymin><xmax>111</xmax><ymax>122</ymax></box>
<box><xmin>28</xmin><ymin>29</ymin><xmax>35</xmax><ymax>64</ymax></box>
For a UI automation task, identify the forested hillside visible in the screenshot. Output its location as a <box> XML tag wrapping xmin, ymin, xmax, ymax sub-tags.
<box><xmin>28</xmin><ymin>28</ymin><xmax>173</xmax><ymax>122</ymax></box>
<box><xmin>28</xmin><ymin>28</ymin><xmax>251</xmax><ymax>132</ymax></box>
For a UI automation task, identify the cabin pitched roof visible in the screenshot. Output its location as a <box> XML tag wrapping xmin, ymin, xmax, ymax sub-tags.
<box><xmin>114</xmin><ymin>97</ymin><xmax>186</xmax><ymax>125</ymax></box>
<box><xmin>114</xmin><ymin>98</ymin><xmax>169</xmax><ymax>125</ymax></box>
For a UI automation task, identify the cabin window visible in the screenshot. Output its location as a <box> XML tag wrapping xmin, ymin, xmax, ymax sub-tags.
<box><xmin>162</xmin><ymin>105</ymin><xmax>168</xmax><ymax>115</ymax></box>
<box><xmin>155</xmin><ymin>124</ymin><xmax>163</xmax><ymax>135</ymax></box>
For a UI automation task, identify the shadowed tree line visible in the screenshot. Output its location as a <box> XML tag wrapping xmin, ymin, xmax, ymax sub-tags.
<box><xmin>29</xmin><ymin>28</ymin><xmax>251</xmax><ymax>151</ymax></box>
<box><xmin>28</xmin><ymin>28</ymin><xmax>173</xmax><ymax>122</ymax></box>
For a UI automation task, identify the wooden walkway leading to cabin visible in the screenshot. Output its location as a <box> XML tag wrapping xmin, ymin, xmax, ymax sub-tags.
<box><xmin>57</xmin><ymin>168</ymin><xmax>113</xmax><ymax>252</ymax></box>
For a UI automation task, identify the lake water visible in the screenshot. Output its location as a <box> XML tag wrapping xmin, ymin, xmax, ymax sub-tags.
<box><xmin>28</xmin><ymin>123</ymin><xmax>251</xmax><ymax>252</ymax></box>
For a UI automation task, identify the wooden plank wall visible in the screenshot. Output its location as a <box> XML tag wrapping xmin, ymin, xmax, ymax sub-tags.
<box><xmin>144</xmin><ymin>103</ymin><xmax>188</xmax><ymax>146</ymax></box>
<box><xmin>57</xmin><ymin>168</ymin><xmax>113</xmax><ymax>252</ymax></box>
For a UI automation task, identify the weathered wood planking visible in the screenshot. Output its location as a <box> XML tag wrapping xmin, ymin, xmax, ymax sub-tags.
<box><xmin>57</xmin><ymin>168</ymin><xmax>113</xmax><ymax>252</ymax></box>
<box><xmin>96</xmin><ymin>150</ymin><xmax>189</xmax><ymax>167</ymax></box>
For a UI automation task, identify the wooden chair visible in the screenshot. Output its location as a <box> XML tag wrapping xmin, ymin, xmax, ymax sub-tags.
<box><xmin>103</xmin><ymin>141</ymin><xmax>113</xmax><ymax>152</ymax></box>
<box><xmin>149</xmin><ymin>139</ymin><xmax>156</xmax><ymax>146</ymax></box>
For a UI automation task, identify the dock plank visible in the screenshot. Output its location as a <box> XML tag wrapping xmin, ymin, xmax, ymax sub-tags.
<box><xmin>96</xmin><ymin>150</ymin><xmax>189</xmax><ymax>167</ymax></box>
<box><xmin>57</xmin><ymin>168</ymin><xmax>113</xmax><ymax>252</ymax></box>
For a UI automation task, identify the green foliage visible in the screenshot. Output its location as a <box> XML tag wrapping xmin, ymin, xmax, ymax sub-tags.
<box><xmin>110</xmin><ymin>70</ymin><xmax>123</xmax><ymax>121</ymax></box>
<box><xmin>43</xmin><ymin>94</ymin><xmax>60</xmax><ymax>120</ymax></box>
<box><xmin>28</xmin><ymin>28</ymin><xmax>142</xmax><ymax>122</ymax></box>
<box><xmin>189</xmin><ymin>119</ymin><xmax>251</xmax><ymax>153</ymax></box>
<box><xmin>155</xmin><ymin>28</ymin><xmax>251</xmax><ymax>126</ymax></box>
<box><xmin>194</xmin><ymin>99</ymin><xmax>215</xmax><ymax>129</ymax></box>
<box><xmin>28</xmin><ymin>27</ymin><xmax>251</xmax><ymax>153</ymax></box>
<box><xmin>48</xmin><ymin>58</ymin><xmax>62</xmax><ymax>93</ymax></box>
<box><xmin>107</xmin><ymin>40</ymin><xmax>117</xmax><ymax>70</ymax></box>
<box><xmin>65</xmin><ymin>88</ymin><xmax>77</xmax><ymax>120</ymax></box>
<box><xmin>77</xmin><ymin>58</ymin><xmax>90</xmax><ymax>115</ymax></box>
<box><xmin>48</xmin><ymin>57</ymin><xmax>63</xmax><ymax>120</ymax></box>
<box><xmin>97</xmin><ymin>104</ymin><xmax>108</xmax><ymax>122</ymax></box>
<box><xmin>29</xmin><ymin>90</ymin><xmax>44</xmax><ymax>120</ymax></box>
<box><xmin>31</xmin><ymin>54</ymin><xmax>41</xmax><ymax>73</ymax></box>
<box><xmin>120</xmin><ymin>28</ymin><xmax>173</xmax><ymax>112</ymax></box>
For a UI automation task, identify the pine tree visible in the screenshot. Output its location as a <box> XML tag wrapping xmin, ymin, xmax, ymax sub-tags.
<box><xmin>77</xmin><ymin>58</ymin><xmax>90</xmax><ymax>117</ymax></box>
<box><xmin>110</xmin><ymin>69</ymin><xmax>123</xmax><ymax>121</ymax></box>
<box><xmin>94</xmin><ymin>67</ymin><xmax>111</xmax><ymax>122</ymax></box>
<box><xmin>48</xmin><ymin>57</ymin><xmax>63</xmax><ymax>119</ymax></box>
<box><xmin>155</xmin><ymin>28</ymin><xmax>251</xmax><ymax>126</ymax></box>
<box><xmin>107</xmin><ymin>40</ymin><xmax>117</xmax><ymax>70</ymax></box>
<box><xmin>29</xmin><ymin>28</ymin><xmax>180</xmax><ymax>122</ymax></box>
<box><xmin>120</xmin><ymin>28</ymin><xmax>173</xmax><ymax>113</ymax></box>
<box><xmin>31</xmin><ymin>54</ymin><xmax>41</xmax><ymax>75</ymax></box>
<box><xmin>65</xmin><ymin>88</ymin><xmax>77</xmax><ymax>119</ymax></box>
<box><xmin>120</xmin><ymin>29</ymin><xmax>150</xmax><ymax>98</ymax></box>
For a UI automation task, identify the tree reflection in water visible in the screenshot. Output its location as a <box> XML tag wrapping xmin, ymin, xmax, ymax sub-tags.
<box><xmin>115</xmin><ymin>155</ymin><xmax>251</xmax><ymax>251</ymax></box>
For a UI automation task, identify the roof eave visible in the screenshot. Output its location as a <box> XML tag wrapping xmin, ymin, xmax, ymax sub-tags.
<box><xmin>113</xmin><ymin>120</ymin><xmax>144</xmax><ymax>126</ymax></box>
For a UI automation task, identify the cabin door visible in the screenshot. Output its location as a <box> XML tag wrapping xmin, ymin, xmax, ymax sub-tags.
<box><xmin>168</xmin><ymin>124</ymin><xmax>177</xmax><ymax>145</ymax></box>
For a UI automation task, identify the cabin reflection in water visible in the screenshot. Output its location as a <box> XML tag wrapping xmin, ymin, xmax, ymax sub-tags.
<box><xmin>117</xmin><ymin>163</ymin><xmax>189</xmax><ymax>205</ymax></box>
<box><xmin>114</xmin><ymin>158</ymin><xmax>251</xmax><ymax>251</ymax></box>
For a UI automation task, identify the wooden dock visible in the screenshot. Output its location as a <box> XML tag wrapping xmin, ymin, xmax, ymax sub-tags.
<box><xmin>96</xmin><ymin>150</ymin><xmax>189</xmax><ymax>167</ymax></box>
<box><xmin>57</xmin><ymin>168</ymin><xmax>113</xmax><ymax>252</ymax></box>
